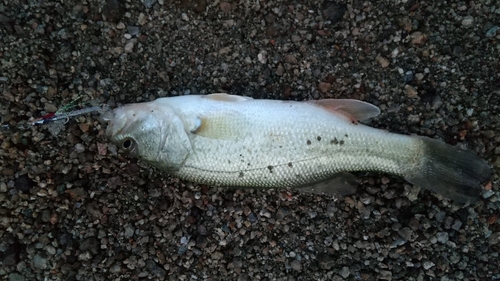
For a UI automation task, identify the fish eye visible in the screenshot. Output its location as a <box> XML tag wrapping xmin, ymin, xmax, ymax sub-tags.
<box><xmin>122</xmin><ymin>138</ymin><xmax>135</xmax><ymax>150</ymax></box>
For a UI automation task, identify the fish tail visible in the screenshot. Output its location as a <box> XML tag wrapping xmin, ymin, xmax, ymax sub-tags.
<box><xmin>404</xmin><ymin>136</ymin><xmax>491</xmax><ymax>204</ymax></box>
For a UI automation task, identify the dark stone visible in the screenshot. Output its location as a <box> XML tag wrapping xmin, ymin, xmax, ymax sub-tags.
<box><xmin>1</xmin><ymin>240</ymin><xmax>23</xmax><ymax>266</ymax></box>
<box><xmin>102</xmin><ymin>0</ymin><xmax>125</xmax><ymax>23</ymax></box>
<box><xmin>79</xmin><ymin>237</ymin><xmax>100</xmax><ymax>255</ymax></box>
<box><xmin>323</xmin><ymin>2</ymin><xmax>347</xmax><ymax>24</ymax></box>
<box><xmin>14</xmin><ymin>175</ymin><xmax>33</xmax><ymax>192</ymax></box>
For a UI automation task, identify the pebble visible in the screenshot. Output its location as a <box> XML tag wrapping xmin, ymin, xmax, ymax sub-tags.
<box><xmin>376</xmin><ymin>55</ymin><xmax>390</xmax><ymax>68</ymax></box>
<box><xmin>436</xmin><ymin>232</ymin><xmax>449</xmax><ymax>244</ymax></box>
<box><xmin>284</xmin><ymin>54</ymin><xmax>297</xmax><ymax>64</ymax></box>
<box><xmin>75</xmin><ymin>143</ymin><xmax>85</xmax><ymax>153</ymax></box>
<box><xmin>322</xmin><ymin>3</ymin><xmax>346</xmax><ymax>24</ymax></box>
<box><xmin>339</xmin><ymin>266</ymin><xmax>350</xmax><ymax>278</ymax></box>
<box><xmin>290</xmin><ymin>260</ymin><xmax>301</xmax><ymax>271</ymax></box>
<box><xmin>404</xmin><ymin>85</ymin><xmax>418</xmax><ymax>98</ymax></box>
<box><xmin>32</xmin><ymin>253</ymin><xmax>48</xmax><ymax>269</ymax></box>
<box><xmin>423</xmin><ymin>261</ymin><xmax>435</xmax><ymax>270</ymax></box>
<box><xmin>318</xmin><ymin>82</ymin><xmax>332</xmax><ymax>93</ymax></box>
<box><xmin>276</xmin><ymin>64</ymin><xmax>284</xmax><ymax>76</ymax></box>
<box><xmin>461</xmin><ymin>16</ymin><xmax>474</xmax><ymax>28</ymax></box>
<box><xmin>44</xmin><ymin>103</ymin><xmax>58</xmax><ymax>113</ymax></box>
<box><xmin>8</xmin><ymin>273</ymin><xmax>25</xmax><ymax>281</ymax></box>
<box><xmin>486</xmin><ymin>26</ymin><xmax>499</xmax><ymax>37</ymax></box>
<box><xmin>14</xmin><ymin>175</ymin><xmax>33</xmax><ymax>192</ymax></box>
<box><xmin>124</xmin><ymin>225</ymin><xmax>134</xmax><ymax>238</ymax></box>
<box><xmin>410</xmin><ymin>31</ymin><xmax>427</xmax><ymax>45</ymax></box>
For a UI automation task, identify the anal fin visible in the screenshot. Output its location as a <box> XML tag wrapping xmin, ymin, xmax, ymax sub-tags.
<box><xmin>294</xmin><ymin>172</ymin><xmax>358</xmax><ymax>196</ymax></box>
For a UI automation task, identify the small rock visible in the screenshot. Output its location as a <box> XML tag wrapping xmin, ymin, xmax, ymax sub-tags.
<box><xmin>318</xmin><ymin>82</ymin><xmax>332</xmax><ymax>93</ymax></box>
<box><xmin>127</xmin><ymin>26</ymin><xmax>140</xmax><ymax>36</ymax></box>
<box><xmin>146</xmin><ymin>260</ymin><xmax>167</xmax><ymax>278</ymax></box>
<box><xmin>138</xmin><ymin>13</ymin><xmax>148</xmax><ymax>25</ymax></box>
<box><xmin>398</xmin><ymin>227</ymin><xmax>414</xmax><ymax>241</ymax></box>
<box><xmin>339</xmin><ymin>266</ymin><xmax>350</xmax><ymax>278</ymax></box>
<box><xmin>378</xmin><ymin>270</ymin><xmax>392</xmax><ymax>280</ymax></box>
<box><xmin>410</xmin><ymin>31</ymin><xmax>427</xmax><ymax>45</ymax></box>
<box><xmin>32</xmin><ymin>253</ymin><xmax>48</xmax><ymax>269</ymax></box>
<box><xmin>258</xmin><ymin>51</ymin><xmax>267</xmax><ymax>64</ymax></box>
<box><xmin>97</xmin><ymin>142</ymin><xmax>107</xmax><ymax>156</ymax></box>
<box><xmin>322</xmin><ymin>2</ymin><xmax>347</xmax><ymax>24</ymax></box>
<box><xmin>290</xmin><ymin>260</ymin><xmax>301</xmax><ymax>271</ymax></box>
<box><xmin>124</xmin><ymin>225</ymin><xmax>134</xmax><ymax>238</ymax></box>
<box><xmin>44</xmin><ymin>103</ymin><xmax>58</xmax><ymax>113</ymax></box>
<box><xmin>102</xmin><ymin>0</ymin><xmax>125</xmax><ymax>22</ymax></box>
<box><xmin>79</xmin><ymin>237</ymin><xmax>100</xmax><ymax>255</ymax></box>
<box><xmin>276</xmin><ymin>64</ymin><xmax>284</xmax><ymax>76</ymax></box>
<box><xmin>141</xmin><ymin>0</ymin><xmax>156</xmax><ymax>9</ymax></box>
<box><xmin>15</xmin><ymin>175</ymin><xmax>33</xmax><ymax>192</ymax></box>
<box><xmin>405</xmin><ymin>85</ymin><xmax>418</xmax><ymax>98</ymax></box>
<box><xmin>423</xmin><ymin>261</ymin><xmax>435</xmax><ymax>270</ymax></box>
<box><xmin>376</xmin><ymin>55</ymin><xmax>390</xmax><ymax>68</ymax></box>
<box><xmin>461</xmin><ymin>16</ymin><xmax>474</xmax><ymax>28</ymax></box>
<box><xmin>219</xmin><ymin>2</ymin><xmax>232</xmax><ymax>13</ymax></box>
<box><xmin>291</xmin><ymin>35</ymin><xmax>301</xmax><ymax>43</ymax></box>
<box><xmin>8</xmin><ymin>273</ymin><xmax>25</xmax><ymax>281</ymax></box>
<box><xmin>284</xmin><ymin>54</ymin><xmax>297</xmax><ymax>64</ymax></box>
<box><xmin>486</xmin><ymin>26</ymin><xmax>499</xmax><ymax>38</ymax></box>
<box><xmin>488</xmin><ymin>232</ymin><xmax>500</xmax><ymax>245</ymax></box>
<box><xmin>212</xmin><ymin>251</ymin><xmax>224</xmax><ymax>260</ymax></box>
<box><xmin>75</xmin><ymin>143</ymin><xmax>85</xmax><ymax>153</ymax></box>
<box><xmin>436</xmin><ymin>232</ymin><xmax>449</xmax><ymax>244</ymax></box>
<box><xmin>124</xmin><ymin>41</ymin><xmax>134</xmax><ymax>53</ymax></box>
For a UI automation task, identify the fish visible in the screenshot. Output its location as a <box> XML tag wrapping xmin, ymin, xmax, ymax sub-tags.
<box><xmin>104</xmin><ymin>93</ymin><xmax>491</xmax><ymax>204</ymax></box>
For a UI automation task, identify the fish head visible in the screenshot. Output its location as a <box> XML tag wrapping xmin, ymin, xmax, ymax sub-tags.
<box><xmin>104</xmin><ymin>101</ymin><xmax>192</xmax><ymax>171</ymax></box>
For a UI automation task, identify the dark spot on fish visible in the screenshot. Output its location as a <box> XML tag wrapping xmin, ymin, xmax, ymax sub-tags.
<box><xmin>279</xmin><ymin>146</ymin><xmax>283</xmax><ymax>148</ymax></box>
<box><xmin>133</xmin><ymin>114</ymin><xmax>136</xmax><ymax>117</ymax></box>
<box><xmin>267</xmin><ymin>165</ymin><xmax>274</xmax><ymax>173</ymax></box>
<box><xmin>307</xmin><ymin>140</ymin><xmax>312</xmax><ymax>145</ymax></box>
<box><xmin>345</xmin><ymin>134</ymin><xmax>348</xmax><ymax>138</ymax></box>
<box><xmin>331</xmin><ymin>138</ymin><xmax>339</xmax><ymax>145</ymax></box>
<box><xmin>317</xmin><ymin>136</ymin><xmax>322</xmax><ymax>141</ymax></box>
<box><xmin>239</xmin><ymin>154</ymin><xmax>243</xmax><ymax>157</ymax></box>
<box><xmin>247</xmin><ymin>163</ymin><xmax>251</xmax><ymax>166</ymax></box>
<box><xmin>151</xmin><ymin>110</ymin><xmax>154</xmax><ymax>112</ymax></box>
<box><xmin>239</xmin><ymin>172</ymin><xmax>244</xmax><ymax>177</ymax></box>
<box><xmin>339</xmin><ymin>140</ymin><xmax>345</xmax><ymax>145</ymax></box>
<box><xmin>288</xmin><ymin>162</ymin><xmax>293</xmax><ymax>168</ymax></box>
<box><xmin>228</xmin><ymin>160</ymin><xmax>231</xmax><ymax>164</ymax></box>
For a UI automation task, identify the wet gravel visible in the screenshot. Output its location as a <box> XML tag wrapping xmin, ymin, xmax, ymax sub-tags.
<box><xmin>1</xmin><ymin>0</ymin><xmax>500</xmax><ymax>280</ymax></box>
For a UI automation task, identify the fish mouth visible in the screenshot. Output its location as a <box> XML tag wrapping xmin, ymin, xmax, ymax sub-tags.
<box><xmin>103</xmin><ymin>108</ymin><xmax>127</xmax><ymax>141</ymax></box>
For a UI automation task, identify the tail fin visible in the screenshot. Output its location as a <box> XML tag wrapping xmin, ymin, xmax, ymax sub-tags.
<box><xmin>405</xmin><ymin>136</ymin><xmax>491</xmax><ymax>204</ymax></box>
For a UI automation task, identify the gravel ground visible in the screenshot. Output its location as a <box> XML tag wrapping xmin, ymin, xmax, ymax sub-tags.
<box><xmin>1</xmin><ymin>0</ymin><xmax>499</xmax><ymax>280</ymax></box>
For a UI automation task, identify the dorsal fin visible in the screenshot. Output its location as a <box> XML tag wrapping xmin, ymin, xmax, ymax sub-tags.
<box><xmin>306</xmin><ymin>99</ymin><xmax>380</xmax><ymax>122</ymax></box>
<box><xmin>202</xmin><ymin>93</ymin><xmax>253</xmax><ymax>102</ymax></box>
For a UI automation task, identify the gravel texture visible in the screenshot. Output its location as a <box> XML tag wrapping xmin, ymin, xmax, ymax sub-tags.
<box><xmin>1</xmin><ymin>0</ymin><xmax>500</xmax><ymax>280</ymax></box>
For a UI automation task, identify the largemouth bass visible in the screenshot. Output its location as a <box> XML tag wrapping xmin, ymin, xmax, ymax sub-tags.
<box><xmin>104</xmin><ymin>94</ymin><xmax>491</xmax><ymax>204</ymax></box>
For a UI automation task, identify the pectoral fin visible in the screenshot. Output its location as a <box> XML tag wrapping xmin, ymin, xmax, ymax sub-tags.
<box><xmin>306</xmin><ymin>99</ymin><xmax>380</xmax><ymax>123</ymax></box>
<box><xmin>189</xmin><ymin>113</ymin><xmax>247</xmax><ymax>140</ymax></box>
<box><xmin>294</xmin><ymin>172</ymin><xmax>358</xmax><ymax>196</ymax></box>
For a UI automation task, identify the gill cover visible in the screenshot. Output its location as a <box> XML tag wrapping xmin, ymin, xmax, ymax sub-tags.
<box><xmin>106</xmin><ymin>101</ymin><xmax>193</xmax><ymax>171</ymax></box>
